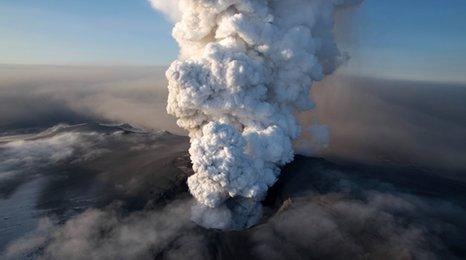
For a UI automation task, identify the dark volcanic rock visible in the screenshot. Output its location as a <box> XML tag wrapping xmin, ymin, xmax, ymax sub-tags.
<box><xmin>2</xmin><ymin>124</ymin><xmax>466</xmax><ymax>259</ymax></box>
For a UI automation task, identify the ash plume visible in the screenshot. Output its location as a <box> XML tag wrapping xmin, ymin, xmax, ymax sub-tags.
<box><xmin>151</xmin><ymin>0</ymin><xmax>362</xmax><ymax>230</ymax></box>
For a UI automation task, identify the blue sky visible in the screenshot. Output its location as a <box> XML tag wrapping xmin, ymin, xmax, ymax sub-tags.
<box><xmin>0</xmin><ymin>0</ymin><xmax>175</xmax><ymax>65</ymax></box>
<box><xmin>1</xmin><ymin>0</ymin><xmax>466</xmax><ymax>82</ymax></box>
<box><xmin>344</xmin><ymin>0</ymin><xmax>466</xmax><ymax>83</ymax></box>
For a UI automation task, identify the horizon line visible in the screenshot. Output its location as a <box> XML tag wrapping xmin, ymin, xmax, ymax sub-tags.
<box><xmin>1</xmin><ymin>63</ymin><xmax>466</xmax><ymax>86</ymax></box>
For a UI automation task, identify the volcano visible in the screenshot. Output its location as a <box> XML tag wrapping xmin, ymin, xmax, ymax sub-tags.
<box><xmin>2</xmin><ymin>123</ymin><xmax>466</xmax><ymax>259</ymax></box>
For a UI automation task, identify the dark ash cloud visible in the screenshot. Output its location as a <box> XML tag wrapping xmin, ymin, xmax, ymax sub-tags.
<box><xmin>299</xmin><ymin>74</ymin><xmax>466</xmax><ymax>175</ymax></box>
<box><xmin>0</xmin><ymin>65</ymin><xmax>183</xmax><ymax>135</ymax></box>
<box><xmin>4</xmin><ymin>200</ymin><xmax>210</xmax><ymax>260</ymax></box>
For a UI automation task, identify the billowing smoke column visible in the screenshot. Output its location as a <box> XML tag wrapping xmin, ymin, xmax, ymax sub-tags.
<box><xmin>150</xmin><ymin>0</ymin><xmax>359</xmax><ymax>230</ymax></box>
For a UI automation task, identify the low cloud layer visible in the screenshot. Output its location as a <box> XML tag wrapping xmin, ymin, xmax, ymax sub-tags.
<box><xmin>0</xmin><ymin>123</ymin><xmax>187</xmax><ymax>199</ymax></box>
<box><xmin>0</xmin><ymin>123</ymin><xmax>189</xmax><ymax>250</ymax></box>
<box><xmin>0</xmin><ymin>125</ymin><xmax>106</xmax><ymax>199</ymax></box>
<box><xmin>4</xmin><ymin>201</ymin><xmax>209</xmax><ymax>260</ymax></box>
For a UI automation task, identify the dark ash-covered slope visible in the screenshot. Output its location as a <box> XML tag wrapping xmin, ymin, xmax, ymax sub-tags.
<box><xmin>2</xmin><ymin>124</ymin><xmax>466</xmax><ymax>259</ymax></box>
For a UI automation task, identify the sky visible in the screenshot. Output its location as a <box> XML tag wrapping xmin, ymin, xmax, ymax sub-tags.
<box><xmin>1</xmin><ymin>0</ymin><xmax>466</xmax><ymax>83</ymax></box>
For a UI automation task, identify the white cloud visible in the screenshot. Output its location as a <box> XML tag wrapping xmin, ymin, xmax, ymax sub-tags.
<box><xmin>148</xmin><ymin>0</ymin><xmax>182</xmax><ymax>22</ymax></box>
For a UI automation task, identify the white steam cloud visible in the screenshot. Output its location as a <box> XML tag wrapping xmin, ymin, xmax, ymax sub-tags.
<box><xmin>148</xmin><ymin>1</ymin><xmax>182</xmax><ymax>22</ymax></box>
<box><xmin>151</xmin><ymin>0</ymin><xmax>360</xmax><ymax>229</ymax></box>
